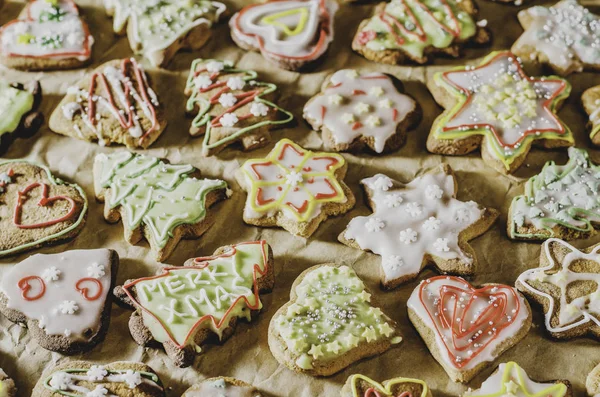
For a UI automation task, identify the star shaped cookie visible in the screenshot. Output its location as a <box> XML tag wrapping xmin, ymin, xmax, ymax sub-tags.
<box><xmin>427</xmin><ymin>51</ymin><xmax>573</xmax><ymax>174</ymax></box>
<box><xmin>340</xmin><ymin>164</ymin><xmax>498</xmax><ymax>289</ymax></box>
<box><xmin>303</xmin><ymin>69</ymin><xmax>421</xmax><ymax>154</ymax></box>
<box><xmin>517</xmin><ymin>238</ymin><xmax>600</xmax><ymax>339</ymax></box>
<box><xmin>342</xmin><ymin>374</ymin><xmax>431</xmax><ymax>397</ymax></box>
<box><xmin>512</xmin><ymin>0</ymin><xmax>600</xmax><ymax>76</ymax></box>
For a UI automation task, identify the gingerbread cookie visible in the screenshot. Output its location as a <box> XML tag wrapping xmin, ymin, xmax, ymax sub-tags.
<box><xmin>115</xmin><ymin>241</ymin><xmax>274</xmax><ymax>368</ymax></box>
<box><xmin>0</xmin><ymin>0</ymin><xmax>93</xmax><ymax>71</ymax></box>
<box><xmin>303</xmin><ymin>69</ymin><xmax>421</xmax><ymax>154</ymax></box>
<box><xmin>512</xmin><ymin>0</ymin><xmax>600</xmax><ymax>76</ymax></box>
<box><xmin>0</xmin><ymin>80</ymin><xmax>44</xmax><ymax>152</ymax></box>
<box><xmin>516</xmin><ymin>238</ymin><xmax>600</xmax><ymax>339</ymax></box>
<box><xmin>407</xmin><ymin>276</ymin><xmax>532</xmax><ymax>383</ymax></box>
<box><xmin>182</xmin><ymin>377</ymin><xmax>263</xmax><ymax>397</ymax></box>
<box><xmin>588</xmin><ymin>363</ymin><xmax>600</xmax><ymax>397</ymax></box>
<box><xmin>0</xmin><ymin>369</ymin><xmax>16</xmax><ymax>397</ymax></box>
<box><xmin>230</xmin><ymin>0</ymin><xmax>338</xmax><ymax>71</ymax></box>
<box><xmin>0</xmin><ymin>160</ymin><xmax>87</xmax><ymax>257</ymax></box>
<box><xmin>32</xmin><ymin>361</ymin><xmax>165</xmax><ymax>397</ymax></box>
<box><xmin>269</xmin><ymin>264</ymin><xmax>401</xmax><ymax>376</ymax></box>
<box><xmin>185</xmin><ymin>59</ymin><xmax>294</xmax><ymax>156</ymax></box>
<box><xmin>352</xmin><ymin>0</ymin><xmax>489</xmax><ymax>65</ymax></box>
<box><xmin>0</xmin><ymin>249</ymin><xmax>118</xmax><ymax>354</ymax></box>
<box><xmin>342</xmin><ymin>374</ymin><xmax>432</xmax><ymax>397</ymax></box>
<box><xmin>104</xmin><ymin>0</ymin><xmax>226</xmax><ymax>67</ymax></box>
<box><xmin>237</xmin><ymin>139</ymin><xmax>355</xmax><ymax>238</ymax></box>
<box><xmin>463</xmin><ymin>362</ymin><xmax>572</xmax><ymax>397</ymax></box>
<box><xmin>427</xmin><ymin>51</ymin><xmax>573</xmax><ymax>174</ymax></box>
<box><xmin>508</xmin><ymin>148</ymin><xmax>600</xmax><ymax>241</ymax></box>
<box><xmin>49</xmin><ymin>58</ymin><xmax>166</xmax><ymax>149</ymax></box>
<box><xmin>340</xmin><ymin>165</ymin><xmax>499</xmax><ymax>289</ymax></box>
<box><xmin>582</xmin><ymin>85</ymin><xmax>600</xmax><ymax>146</ymax></box>
<box><xmin>94</xmin><ymin>151</ymin><xmax>228</xmax><ymax>262</ymax></box>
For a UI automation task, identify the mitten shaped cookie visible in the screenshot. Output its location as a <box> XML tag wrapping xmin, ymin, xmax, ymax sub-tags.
<box><xmin>182</xmin><ymin>377</ymin><xmax>264</xmax><ymax>397</ymax></box>
<box><xmin>269</xmin><ymin>264</ymin><xmax>401</xmax><ymax>376</ymax></box>
<box><xmin>49</xmin><ymin>58</ymin><xmax>166</xmax><ymax>149</ymax></box>
<box><xmin>115</xmin><ymin>241</ymin><xmax>274</xmax><ymax>368</ymax></box>
<box><xmin>230</xmin><ymin>0</ymin><xmax>338</xmax><ymax>71</ymax></box>
<box><xmin>93</xmin><ymin>151</ymin><xmax>228</xmax><ymax>262</ymax></box>
<box><xmin>0</xmin><ymin>369</ymin><xmax>16</xmax><ymax>397</ymax></box>
<box><xmin>0</xmin><ymin>80</ymin><xmax>44</xmax><ymax>152</ymax></box>
<box><xmin>340</xmin><ymin>165</ymin><xmax>498</xmax><ymax>289</ymax></box>
<box><xmin>582</xmin><ymin>85</ymin><xmax>600</xmax><ymax>147</ymax></box>
<box><xmin>0</xmin><ymin>249</ymin><xmax>118</xmax><ymax>354</ymax></box>
<box><xmin>303</xmin><ymin>69</ymin><xmax>421</xmax><ymax>154</ymax></box>
<box><xmin>185</xmin><ymin>59</ymin><xmax>294</xmax><ymax>156</ymax></box>
<box><xmin>427</xmin><ymin>51</ymin><xmax>573</xmax><ymax>174</ymax></box>
<box><xmin>0</xmin><ymin>0</ymin><xmax>93</xmax><ymax>71</ymax></box>
<box><xmin>104</xmin><ymin>0</ymin><xmax>226</xmax><ymax>67</ymax></box>
<box><xmin>237</xmin><ymin>139</ymin><xmax>355</xmax><ymax>238</ymax></box>
<box><xmin>0</xmin><ymin>160</ymin><xmax>87</xmax><ymax>257</ymax></box>
<box><xmin>517</xmin><ymin>238</ymin><xmax>600</xmax><ymax>339</ymax></box>
<box><xmin>508</xmin><ymin>148</ymin><xmax>600</xmax><ymax>241</ymax></box>
<box><xmin>341</xmin><ymin>374</ymin><xmax>432</xmax><ymax>397</ymax></box>
<box><xmin>512</xmin><ymin>0</ymin><xmax>600</xmax><ymax>76</ymax></box>
<box><xmin>408</xmin><ymin>276</ymin><xmax>532</xmax><ymax>383</ymax></box>
<box><xmin>32</xmin><ymin>361</ymin><xmax>165</xmax><ymax>397</ymax></box>
<box><xmin>352</xmin><ymin>0</ymin><xmax>489</xmax><ymax>65</ymax></box>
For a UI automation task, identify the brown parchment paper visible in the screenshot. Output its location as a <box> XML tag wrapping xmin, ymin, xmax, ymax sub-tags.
<box><xmin>1</xmin><ymin>0</ymin><xmax>599</xmax><ymax>395</ymax></box>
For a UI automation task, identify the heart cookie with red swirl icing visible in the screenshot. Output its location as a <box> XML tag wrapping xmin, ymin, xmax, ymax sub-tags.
<box><xmin>407</xmin><ymin>276</ymin><xmax>532</xmax><ymax>383</ymax></box>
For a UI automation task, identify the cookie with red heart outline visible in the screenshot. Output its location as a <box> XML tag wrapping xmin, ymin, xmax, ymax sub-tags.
<box><xmin>0</xmin><ymin>249</ymin><xmax>118</xmax><ymax>355</ymax></box>
<box><xmin>0</xmin><ymin>369</ymin><xmax>17</xmax><ymax>397</ymax></box>
<box><xmin>407</xmin><ymin>276</ymin><xmax>532</xmax><ymax>383</ymax></box>
<box><xmin>0</xmin><ymin>160</ymin><xmax>87</xmax><ymax>257</ymax></box>
<box><xmin>182</xmin><ymin>377</ymin><xmax>264</xmax><ymax>396</ymax></box>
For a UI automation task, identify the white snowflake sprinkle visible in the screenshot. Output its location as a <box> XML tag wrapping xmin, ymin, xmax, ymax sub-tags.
<box><xmin>58</xmin><ymin>301</ymin><xmax>79</xmax><ymax>315</ymax></box>
<box><xmin>226</xmin><ymin>76</ymin><xmax>245</xmax><ymax>90</ymax></box>
<box><xmin>218</xmin><ymin>93</ymin><xmax>237</xmax><ymax>107</ymax></box>
<box><xmin>383</xmin><ymin>255</ymin><xmax>404</xmax><ymax>270</ymax></box>
<box><xmin>250</xmin><ymin>101</ymin><xmax>269</xmax><ymax>117</ymax></box>
<box><xmin>86</xmin><ymin>365</ymin><xmax>107</xmax><ymax>381</ymax></box>
<box><xmin>422</xmin><ymin>216</ymin><xmax>441</xmax><ymax>231</ymax></box>
<box><xmin>365</xmin><ymin>217</ymin><xmax>385</xmax><ymax>232</ymax></box>
<box><xmin>372</xmin><ymin>176</ymin><xmax>393</xmax><ymax>191</ymax></box>
<box><xmin>405</xmin><ymin>202</ymin><xmax>422</xmax><ymax>217</ymax></box>
<box><xmin>87</xmin><ymin>263</ymin><xmax>106</xmax><ymax>279</ymax></box>
<box><xmin>122</xmin><ymin>370</ymin><xmax>142</xmax><ymax>389</ymax></box>
<box><xmin>220</xmin><ymin>113</ymin><xmax>238</xmax><ymax>127</ymax></box>
<box><xmin>205</xmin><ymin>61</ymin><xmax>224</xmax><ymax>73</ymax></box>
<box><xmin>384</xmin><ymin>193</ymin><xmax>403</xmax><ymax>208</ymax></box>
<box><xmin>42</xmin><ymin>266</ymin><xmax>61</xmax><ymax>282</ymax></box>
<box><xmin>194</xmin><ymin>75</ymin><xmax>213</xmax><ymax>90</ymax></box>
<box><xmin>399</xmin><ymin>228</ymin><xmax>418</xmax><ymax>244</ymax></box>
<box><xmin>285</xmin><ymin>171</ymin><xmax>303</xmax><ymax>187</ymax></box>
<box><xmin>433</xmin><ymin>238</ymin><xmax>450</xmax><ymax>252</ymax></box>
<box><xmin>425</xmin><ymin>184</ymin><xmax>443</xmax><ymax>199</ymax></box>
<box><xmin>49</xmin><ymin>372</ymin><xmax>72</xmax><ymax>390</ymax></box>
<box><xmin>86</xmin><ymin>385</ymin><xmax>108</xmax><ymax>397</ymax></box>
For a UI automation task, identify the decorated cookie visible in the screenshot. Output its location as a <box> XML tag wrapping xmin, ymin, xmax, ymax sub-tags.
<box><xmin>0</xmin><ymin>0</ymin><xmax>93</xmax><ymax>71</ymax></box>
<box><xmin>230</xmin><ymin>0</ymin><xmax>338</xmax><ymax>71</ymax></box>
<box><xmin>516</xmin><ymin>238</ymin><xmax>600</xmax><ymax>339</ymax></box>
<box><xmin>512</xmin><ymin>0</ymin><xmax>600</xmax><ymax>76</ymax></box>
<box><xmin>0</xmin><ymin>249</ymin><xmax>118</xmax><ymax>354</ymax></box>
<box><xmin>185</xmin><ymin>59</ymin><xmax>294</xmax><ymax>156</ymax></box>
<box><xmin>32</xmin><ymin>361</ymin><xmax>165</xmax><ymax>397</ymax></box>
<box><xmin>104</xmin><ymin>0</ymin><xmax>226</xmax><ymax>68</ymax></box>
<box><xmin>588</xmin><ymin>363</ymin><xmax>600</xmax><ymax>397</ymax></box>
<box><xmin>407</xmin><ymin>276</ymin><xmax>532</xmax><ymax>383</ymax></box>
<box><xmin>341</xmin><ymin>374</ymin><xmax>432</xmax><ymax>397</ymax></box>
<box><xmin>94</xmin><ymin>151</ymin><xmax>228</xmax><ymax>262</ymax></box>
<box><xmin>0</xmin><ymin>369</ymin><xmax>16</xmax><ymax>397</ymax></box>
<box><xmin>463</xmin><ymin>362</ymin><xmax>571</xmax><ymax>397</ymax></box>
<box><xmin>427</xmin><ymin>51</ymin><xmax>573</xmax><ymax>174</ymax></box>
<box><xmin>303</xmin><ymin>69</ymin><xmax>421</xmax><ymax>154</ymax></box>
<box><xmin>269</xmin><ymin>264</ymin><xmax>401</xmax><ymax>376</ymax></box>
<box><xmin>340</xmin><ymin>165</ymin><xmax>499</xmax><ymax>289</ymax></box>
<box><xmin>182</xmin><ymin>377</ymin><xmax>263</xmax><ymax>397</ymax></box>
<box><xmin>237</xmin><ymin>139</ymin><xmax>355</xmax><ymax>238</ymax></box>
<box><xmin>0</xmin><ymin>80</ymin><xmax>44</xmax><ymax>152</ymax></box>
<box><xmin>508</xmin><ymin>148</ymin><xmax>600</xmax><ymax>241</ymax></box>
<box><xmin>49</xmin><ymin>58</ymin><xmax>166</xmax><ymax>149</ymax></box>
<box><xmin>582</xmin><ymin>85</ymin><xmax>600</xmax><ymax>146</ymax></box>
<box><xmin>0</xmin><ymin>160</ymin><xmax>87</xmax><ymax>257</ymax></box>
<box><xmin>352</xmin><ymin>0</ymin><xmax>489</xmax><ymax>65</ymax></box>
<box><xmin>115</xmin><ymin>241</ymin><xmax>274</xmax><ymax>368</ymax></box>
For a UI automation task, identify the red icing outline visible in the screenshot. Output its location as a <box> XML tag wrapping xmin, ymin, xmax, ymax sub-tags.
<box><xmin>76</xmin><ymin>278</ymin><xmax>104</xmax><ymax>301</ymax></box>
<box><xmin>366</xmin><ymin>389</ymin><xmax>412</xmax><ymax>397</ymax></box>
<box><xmin>13</xmin><ymin>182</ymin><xmax>77</xmax><ymax>229</ymax></box>
<box><xmin>18</xmin><ymin>276</ymin><xmax>46</xmax><ymax>301</ymax></box>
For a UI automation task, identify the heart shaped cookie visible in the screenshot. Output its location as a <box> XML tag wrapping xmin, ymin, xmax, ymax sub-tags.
<box><xmin>407</xmin><ymin>276</ymin><xmax>531</xmax><ymax>383</ymax></box>
<box><xmin>342</xmin><ymin>374</ymin><xmax>432</xmax><ymax>397</ymax></box>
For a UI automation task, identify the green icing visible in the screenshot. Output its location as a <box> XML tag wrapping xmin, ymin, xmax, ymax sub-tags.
<box><xmin>43</xmin><ymin>368</ymin><xmax>161</xmax><ymax>396</ymax></box>
<box><xmin>129</xmin><ymin>241</ymin><xmax>269</xmax><ymax>347</ymax></box>
<box><xmin>274</xmin><ymin>265</ymin><xmax>397</xmax><ymax>369</ymax></box>
<box><xmin>94</xmin><ymin>151</ymin><xmax>227</xmax><ymax>249</ymax></box>
<box><xmin>360</xmin><ymin>0</ymin><xmax>476</xmax><ymax>58</ymax></box>
<box><xmin>0</xmin><ymin>81</ymin><xmax>34</xmax><ymax>137</ymax></box>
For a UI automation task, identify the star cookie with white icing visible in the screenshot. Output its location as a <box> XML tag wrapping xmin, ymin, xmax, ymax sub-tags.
<box><xmin>427</xmin><ymin>51</ymin><xmax>573</xmax><ymax>174</ymax></box>
<box><xmin>517</xmin><ymin>238</ymin><xmax>600</xmax><ymax>339</ymax></box>
<box><xmin>304</xmin><ymin>69</ymin><xmax>421</xmax><ymax>154</ymax></box>
<box><xmin>583</xmin><ymin>85</ymin><xmax>600</xmax><ymax>147</ymax></box>
<box><xmin>340</xmin><ymin>164</ymin><xmax>498</xmax><ymax>289</ymax></box>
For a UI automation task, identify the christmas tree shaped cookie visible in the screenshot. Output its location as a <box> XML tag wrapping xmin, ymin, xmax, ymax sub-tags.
<box><xmin>104</xmin><ymin>0</ymin><xmax>226</xmax><ymax>67</ymax></box>
<box><xmin>342</xmin><ymin>374</ymin><xmax>432</xmax><ymax>397</ymax></box>
<box><xmin>340</xmin><ymin>165</ymin><xmax>498</xmax><ymax>289</ymax></box>
<box><xmin>0</xmin><ymin>0</ymin><xmax>93</xmax><ymax>71</ymax></box>
<box><xmin>269</xmin><ymin>265</ymin><xmax>401</xmax><ymax>376</ymax></box>
<box><xmin>185</xmin><ymin>59</ymin><xmax>294</xmax><ymax>156</ymax></box>
<box><xmin>116</xmin><ymin>241</ymin><xmax>274</xmax><ymax>367</ymax></box>
<box><xmin>509</xmin><ymin>148</ymin><xmax>600</xmax><ymax>241</ymax></box>
<box><xmin>93</xmin><ymin>151</ymin><xmax>228</xmax><ymax>262</ymax></box>
<box><xmin>582</xmin><ymin>85</ymin><xmax>600</xmax><ymax>147</ymax></box>
<box><xmin>428</xmin><ymin>51</ymin><xmax>573</xmax><ymax>174</ymax></box>
<box><xmin>49</xmin><ymin>58</ymin><xmax>166</xmax><ymax>149</ymax></box>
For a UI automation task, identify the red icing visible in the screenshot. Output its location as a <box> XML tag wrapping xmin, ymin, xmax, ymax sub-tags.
<box><xmin>278</xmin><ymin>141</ymin><xmax>305</xmax><ymax>161</ymax></box>
<box><xmin>13</xmin><ymin>182</ymin><xmax>77</xmax><ymax>229</ymax></box>
<box><xmin>18</xmin><ymin>276</ymin><xmax>46</xmax><ymax>301</ymax></box>
<box><xmin>256</xmin><ymin>187</ymin><xmax>275</xmax><ymax>205</ymax></box>
<box><xmin>75</xmin><ymin>278</ymin><xmax>104</xmax><ymax>301</ymax></box>
<box><xmin>314</xmin><ymin>178</ymin><xmax>338</xmax><ymax>199</ymax></box>
<box><xmin>366</xmin><ymin>389</ymin><xmax>412</xmax><ymax>397</ymax></box>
